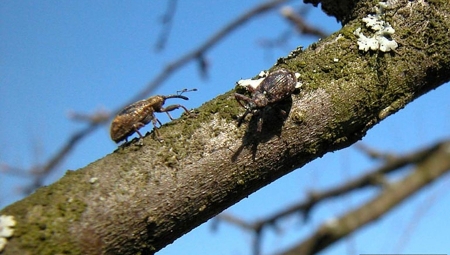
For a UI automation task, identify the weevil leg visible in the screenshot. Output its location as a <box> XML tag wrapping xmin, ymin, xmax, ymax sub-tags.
<box><xmin>237</xmin><ymin>108</ymin><xmax>251</xmax><ymax>127</ymax></box>
<box><xmin>127</xmin><ymin>122</ymin><xmax>146</xmax><ymax>142</ymax></box>
<box><xmin>135</xmin><ymin>130</ymin><xmax>144</xmax><ymax>139</ymax></box>
<box><xmin>165</xmin><ymin>111</ymin><xmax>174</xmax><ymax>120</ymax></box>
<box><xmin>151</xmin><ymin>117</ymin><xmax>161</xmax><ymax>138</ymax></box>
<box><xmin>235</xmin><ymin>93</ymin><xmax>252</xmax><ymax>109</ymax></box>
<box><xmin>160</xmin><ymin>104</ymin><xmax>190</xmax><ymax>120</ymax></box>
<box><xmin>256</xmin><ymin>111</ymin><xmax>265</xmax><ymax>132</ymax></box>
<box><xmin>132</xmin><ymin>122</ymin><xmax>145</xmax><ymax>139</ymax></box>
<box><xmin>156</xmin><ymin>118</ymin><xmax>162</xmax><ymax>127</ymax></box>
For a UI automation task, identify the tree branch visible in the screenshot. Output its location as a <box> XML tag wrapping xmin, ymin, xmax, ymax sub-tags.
<box><xmin>215</xmin><ymin>139</ymin><xmax>447</xmax><ymax>255</ymax></box>
<box><xmin>277</xmin><ymin>140</ymin><xmax>450</xmax><ymax>255</ymax></box>
<box><xmin>1</xmin><ymin>0</ymin><xmax>449</xmax><ymax>254</ymax></box>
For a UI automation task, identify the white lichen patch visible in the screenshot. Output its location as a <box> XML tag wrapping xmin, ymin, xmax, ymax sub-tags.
<box><xmin>335</xmin><ymin>33</ymin><xmax>344</xmax><ymax>41</ymax></box>
<box><xmin>354</xmin><ymin>1</ymin><xmax>398</xmax><ymax>52</ymax></box>
<box><xmin>237</xmin><ymin>70</ymin><xmax>302</xmax><ymax>89</ymax></box>
<box><xmin>0</xmin><ymin>215</ymin><xmax>16</xmax><ymax>252</ymax></box>
<box><xmin>89</xmin><ymin>177</ymin><xmax>98</xmax><ymax>184</ymax></box>
<box><xmin>237</xmin><ymin>77</ymin><xmax>265</xmax><ymax>89</ymax></box>
<box><xmin>237</xmin><ymin>71</ymin><xmax>268</xmax><ymax>90</ymax></box>
<box><xmin>294</xmin><ymin>73</ymin><xmax>302</xmax><ymax>89</ymax></box>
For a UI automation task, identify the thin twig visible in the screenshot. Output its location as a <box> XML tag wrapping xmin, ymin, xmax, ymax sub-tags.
<box><xmin>280</xmin><ymin>6</ymin><xmax>327</xmax><ymax>38</ymax></box>
<box><xmin>277</xmin><ymin>141</ymin><xmax>450</xmax><ymax>255</ymax></box>
<box><xmin>155</xmin><ymin>0</ymin><xmax>178</xmax><ymax>52</ymax></box>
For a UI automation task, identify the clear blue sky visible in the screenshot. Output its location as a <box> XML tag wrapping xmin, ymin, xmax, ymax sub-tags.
<box><xmin>1</xmin><ymin>1</ymin><xmax>449</xmax><ymax>254</ymax></box>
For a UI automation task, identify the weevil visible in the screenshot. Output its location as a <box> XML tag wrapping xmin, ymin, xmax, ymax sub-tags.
<box><xmin>235</xmin><ymin>68</ymin><xmax>297</xmax><ymax>132</ymax></box>
<box><xmin>110</xmin><ymin>89</ymin><xmax>195</xmax><ymax>144</ymax></box>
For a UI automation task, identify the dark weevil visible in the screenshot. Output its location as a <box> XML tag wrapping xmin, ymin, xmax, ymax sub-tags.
<box><xmin>110</xmin><ymin>89</ymin><xmax>196</xmax><ymax>144</ymax></box>
<box><xmin>235</xmin><ymin>68</ymin><xmax>297</xmax><ymax>132</ymax></box>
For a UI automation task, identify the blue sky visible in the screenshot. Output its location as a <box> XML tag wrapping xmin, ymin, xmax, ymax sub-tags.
<box><xmin>1</xmin><ymin>1</ymin><xmax>450</xmax><ymax>255</ymax></box>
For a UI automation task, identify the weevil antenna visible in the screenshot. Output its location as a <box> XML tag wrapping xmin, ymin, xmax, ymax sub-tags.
<box><xmin>163</xmin><ymin>94</ymin><xmax>189</xmax><ymax>100</ymax></box>
<box><xmin>164</xmin><ymin>88</ymin><xmax>197</xmax><ymax>100</ymax></box>
<box><xmin>177</xmin><ymin>88</ymin><xmax>197</xmax><ymax>95</ymax></box>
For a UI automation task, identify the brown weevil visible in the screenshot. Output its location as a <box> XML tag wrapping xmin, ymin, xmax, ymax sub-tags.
<box><xmin>235</xmin><ymin>68</ymin><xmax>297</xmax><ymax>132</ymax></box>
<box><xmin>110</xmin><ymin>89</ymin><xmax>196</xmax><ymax>144</ymax></box>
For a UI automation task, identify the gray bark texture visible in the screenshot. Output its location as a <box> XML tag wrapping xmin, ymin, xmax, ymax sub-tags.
<box><xmin>1</xmin><ymin>0</ymin><xmax>449</xmax><ymax>254</ymax></box>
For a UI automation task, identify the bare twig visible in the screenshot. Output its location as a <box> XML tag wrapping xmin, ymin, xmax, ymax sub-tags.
<box><xmin>258</xmin><ymin>5</ymin><xmax>327</xmax><ymax>54</ymax></box>
<box><xmin>25</xmin><ymin>124</ymin><xmax>99</xmax><ymax>194</ymax></box>
<box><xmin>155</xmin><ymin>0</ymin><xmax>178</xmax><ymax>52</ymax></box>
<box><xmin>393</xmin><ymin>177</ymin><xmax>450</xmax><ymax>253</ymax></box>
<box><xmin>280</xmin><ymin>6</ymin><xmax>327</xmax><ymax>38</ymax></box>
<box><xmin>67</xmin><ymin>108</ymin><xmax>110</xmax><ymax>124</ymax></box>
<box><xmin>278</xmin><ymin>141</ymin><xmax>450</xmax><ymax>255</ymax></box>
<box><xmin>355</xmin><ymin>143</ymin><xmax>396</xmax><ymax>161</ymax></box>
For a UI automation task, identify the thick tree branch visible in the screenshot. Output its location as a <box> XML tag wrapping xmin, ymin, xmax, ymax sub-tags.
<box><xmin>1</xmin><ymin>0</ymin><xmax>449</xmax><ymax>254</ymax></box>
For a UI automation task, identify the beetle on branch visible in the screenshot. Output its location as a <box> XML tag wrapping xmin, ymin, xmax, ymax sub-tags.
<box><xmin>235</xmin><ymin>68</ymin><xmax>298</xmax><ymax>132</ymax></box>
<box><xmin>110</xmin><ymin>89</ymin><xmax>196</xmax><ymax>144</ymax></box>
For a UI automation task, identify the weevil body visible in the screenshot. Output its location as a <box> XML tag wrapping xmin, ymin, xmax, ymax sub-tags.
<box><xmin>110</xmin><ymin>94</ymin><xmax>190</xmax><ymax>143</ymax></box>
<box><xmin>235</xmin><ymin>68</ymin><xmax>297</xmax><ymax>132</ymax></box>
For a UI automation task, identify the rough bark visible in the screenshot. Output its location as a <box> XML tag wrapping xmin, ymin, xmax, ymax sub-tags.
<box><xmin>1</xmin><ymin>0</ymin><xmax>449</xmax><ymax>254</ymax></box>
